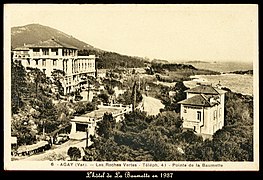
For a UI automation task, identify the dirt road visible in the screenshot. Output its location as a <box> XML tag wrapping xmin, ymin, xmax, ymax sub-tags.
<box><xmin>142</xmin><ymin>94</ymin><xmax>164</xmax><ymax>116</ymax></box>
<box><xmin>15</xmin><ymin>139</ymin><xmax>87</xmax><ymax>161</ymax></box>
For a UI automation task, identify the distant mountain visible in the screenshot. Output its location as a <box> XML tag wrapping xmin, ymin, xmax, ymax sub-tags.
<box><xmin>11</xmin><ymin>23</ymin><xmax>101</xmax><ymax>51</ymax></box>
<box><xmin>11</xmin><ymin>24</ymin><xmax>147</xmax><ymax>68</ymax></box>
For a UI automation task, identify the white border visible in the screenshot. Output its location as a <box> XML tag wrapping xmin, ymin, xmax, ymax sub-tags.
<box><xmin>3</xmin><ymin>4</ymin><xmax>259</xmax><ymax>171</ymax></box>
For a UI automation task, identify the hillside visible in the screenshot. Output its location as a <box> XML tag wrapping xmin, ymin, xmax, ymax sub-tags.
<box><xmin>11</xmin><ymin>24</ymin><xmax>100</xmax><ymax>51</ymax></box>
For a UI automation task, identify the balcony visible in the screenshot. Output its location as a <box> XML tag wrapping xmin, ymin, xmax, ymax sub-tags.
<box><xmin>14</xmin><ymin>54</ymin><xmax>30</xmax><ymax>59</ymax></box>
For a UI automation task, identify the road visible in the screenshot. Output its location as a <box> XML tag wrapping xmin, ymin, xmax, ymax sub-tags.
<box><xmin>142</xmin><ymin>94</ymin><xmax>165</xmax><ymax>116</ymax></box>
<box><xmin>14</xmin><ymin>139</ymin><xmax>87</xmax><ymax>161</ymax></box>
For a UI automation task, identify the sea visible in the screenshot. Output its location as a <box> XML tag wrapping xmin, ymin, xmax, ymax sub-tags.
<box><xmin>183</xmin><ymin>61</ymin><xmax>255</xmax><ymax>96</ymax></box>
<box><xmin>183</xmin><ymin>61</ymin><xmax>253</xmax><ymax>73</ymax></box>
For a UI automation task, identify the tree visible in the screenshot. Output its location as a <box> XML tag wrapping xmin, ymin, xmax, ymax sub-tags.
<box><xmin>83</xmin><ymin>147</ymin><xmax>98</xmax><ymax>161</ymax></box>
<box><xmin>96</xmin><ymin>113</ymin><xmax>115</xmax><ymax>139</ymax></box>
<box><xmin>11</xmin><ymin>59</ymin><xmax>28</xmax><ymax>114</ymax></box>
<box><xmin>11</xmin><ymin>110</ymin><xmax>37</xmax><ymax>145</ymax></box>
<box><xmin>161</xmin><ymin>82</ymin><xmax>189</xmax><ymax>113</ymax></box>
<box><xmin>151</xmin><ymin>111</ymin><xmax>183</xmax><ymax>132</ymax></box>
<box><xmin>122</xmin><ymin>110</ymin><xmax>148</xmax><ymax>133</ymax></box>
<box><xmin>224</xmin><ymin>91</ymin><xmax>253</xmax><ymax>126</ymax></box>
<box><xmin>185</xmin><ymin>139</ymin><xmax>214</xmax><ymax>161</ymax></box>
<box><xmin>27</xmin><ymin>67</ymin><xmax>49</xmax><ymax>98</ymax></box>
<box><xmin>30</xmin><ymin>95</ymin><xmax>58</xmax><ymax>134</ymax></box>
<box><xmin>98</xmin><ymin>92</ymin><xmax>110</xmax><ymax>104</ymax></box>
<box><xmin>117</xmin><ymin>88</ymin><xmax>142</xmax><ymax>106</ymax></box>
<box><xmin>73</xmin><ymin>101</ymin><xmax>97</xmax><ymax>116</ymax></box>
<box><xmin>67</xmin><ymin>147</ymin><xmax>81</xmax><ymax>161</ymax></box>
<box><xmin>139</xmin><ymin>127</ymin><xmax>184</xmax><ymax>161</ymax></box>
<box><xmin>51</xmin><ymin>69</ymin><xmax>65</xmax><ymax>96</ymax></box>
<box><xmin>211</xmin><ymin>125</ymin><xmax>253</xmax><ymax>161</ymax></box>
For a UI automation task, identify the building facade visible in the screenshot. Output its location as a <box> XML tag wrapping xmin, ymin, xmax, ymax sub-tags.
<box><xmin>69</xmin><ymin>103</ymin><xmax>133</xmax><ymax>141</ymax></box>
<box><xmin>178</xmin><ymin>85</ymin><xmax>227</xmax><ymax>137</ymax></box>
<box><xmin>12</xmin><ymin>39</ymin><xmax>96</xmax><ymax>95</ymax></box>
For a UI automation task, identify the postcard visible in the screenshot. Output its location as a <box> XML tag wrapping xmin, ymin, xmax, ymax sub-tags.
<box><xmin>4</xmin><ymin>4</ymin><xmax>259</xmax><ymax>172</ymax></box>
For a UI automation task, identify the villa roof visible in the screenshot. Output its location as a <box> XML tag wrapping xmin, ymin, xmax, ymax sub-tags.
<box><xmin>16</xmin><ymin>39</ymin><xmax>78</xmax><ymax>49</ymax></box>
<box><xmin>185</xmin><ymin>85</ymin><xmax>226</xmax><ymax>95</ymax></box>
<box><xmin>178</xmin><ymin>94</ymin><xmax>220</xmax><ymax>107</ymax></box>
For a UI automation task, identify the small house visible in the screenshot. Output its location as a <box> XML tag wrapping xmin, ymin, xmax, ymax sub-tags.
<box><xmin>178</xmin><ymin>85</ymin><xmax>227</xmax><ymax>138</ymax></box>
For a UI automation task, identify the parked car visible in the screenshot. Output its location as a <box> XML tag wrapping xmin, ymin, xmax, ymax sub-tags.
<box><xmin>54</xmin><ymin>134</ymin><xmax>69</xmax><ymax>145</ymax></box>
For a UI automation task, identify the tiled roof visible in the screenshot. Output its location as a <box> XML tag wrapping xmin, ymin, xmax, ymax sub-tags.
<box><xmin>178</xmin><ymin>94</ymin><xmax>220</xmax><ymax>107</ymax></box>
<box><xmin>24</xmin><ymin>39</ymin><xmax>78</xmax><ymax>49</ymax></box>
<box><xmin>185</xmin><ymin>85</ymin><xmax>226</xmax><ymax>95</ymax></box>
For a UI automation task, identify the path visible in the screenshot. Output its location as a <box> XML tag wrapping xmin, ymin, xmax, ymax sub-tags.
<box><xmin>15</xmin><ymin>139</ymin><xmax>87</xmax><ymax>161</ymax></box>
<box><xmin>142</xmin><ymin>94</ymin><xmax>165</xmax><ymax>116</ymax></box>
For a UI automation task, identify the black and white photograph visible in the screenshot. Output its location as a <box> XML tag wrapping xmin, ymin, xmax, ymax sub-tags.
<box><xmin>4</xmin><ymin>4</ymin><xmax>259</xmax><ymax>171</ymax></box>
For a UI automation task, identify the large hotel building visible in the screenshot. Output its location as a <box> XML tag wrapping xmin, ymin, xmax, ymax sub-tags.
<box><xmin>12</xmin><ymin>39</ymin><xmax>96</xmax><ymax>95</ymax></box>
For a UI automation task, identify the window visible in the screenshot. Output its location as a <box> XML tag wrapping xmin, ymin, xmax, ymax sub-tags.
<box><xmin>184</xmin><ymin>109</ymin><xmax>187</xmax><ymax>113</ymax></box>
<box><xmin>214</xmin><ymin>110</ymin><xmax>217</xmax><ymax>120</ymax></box>
<box><xmin>53</xmin><ymin>59</ymin><xmax>57</xmax><ymax>66</ymax></box>
<box><xmin>51</xmin><ymin>48</ymin><xmax>58</xmax><ymax>55</ymax></box>
<box><xmin>33</xmin><ymin>48</ymin><xmax>39</xmax><ymax>52</ymax></box>
<box><xmin>42</xmin><ymin>48</ymin><xmax>49</xmax><ymax>55</ymax></box>
<box><xmin>43</xmin><ymin>69</ymin><xmax>46</xmax><ymax>74</ymax></box>
<box><xmin>42</xmin><ymin>59</ymin><xmax>46</xmax><ymax>66</ymax></box>
<box><xmin>35</xmin><ymin>59</ymin><xmax>39</xmax><ymax>65</ymax></box>
<box><xmin>197</xmin><ymin>111</ymin><xmax>201</xmax><ymax>121</ymax></box>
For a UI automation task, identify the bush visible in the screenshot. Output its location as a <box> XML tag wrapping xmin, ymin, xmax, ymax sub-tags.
<box><xmin>67</xmin><ymin>147</ymin><xmax>81</xmax><ymax>161</ymax></box>
<box><xmin>45</xmin><ymin>152</ymin><xmax>68</xmax><ymax>161</ymax></box>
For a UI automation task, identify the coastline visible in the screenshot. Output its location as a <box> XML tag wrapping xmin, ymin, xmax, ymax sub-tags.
<box><xmin>184</xmin><ymin>73</ymin><xmax>253</xmax><ymax>96</ymax></box>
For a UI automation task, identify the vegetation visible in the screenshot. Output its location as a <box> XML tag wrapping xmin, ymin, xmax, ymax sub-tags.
<box><xmin>145</xmin><ymin>81</ymin><xmax>189</xmax><ymax>113</ymax></box>
<box><xmin>67</xmin><ymin>147</ymin><xmax>81</xmax><ymax>161</ymax></box>
<box><xmin>73</xmin><ymin>101</ymin><xmax>97</xmax><ymax>116</ymax></box>
<box><xmin>229</xmin><ymin>70</ymin><xmax>253</xmax><ymax>75</ymax></box>
<box><xmin>83</xmin><ymin>110</ymin><xmax>185</xmax><ymax>161</ymax></box>
<box><xmin>146</xmin><ymin>63</ymin><xmax>220</xmax><ymax>82</ymax></box>
<box><xmin>11</xmin><ymin>59</ymin><xmax>96</xmax><ymax>146</ymax></box>
<box><xmin>46</xmin><ymin>152</ymin><xmax>68</xmax><ymax>161</ymax></box>
<box><xmin>51</xmin><ymin>69</ymin><xmax>65</xmax><ymax>96</ymax></box>
<box><xmin>78</xmin><ymin>50</ymin><xmax>146</xmax><ymax>69</ymax></box>
<box><xmin>83</xmin><ymin>89</ymin><xmax>253</xmax><ymax>161</ymax></box>
<box><xmin>11</xmin><ymin>59</ymin><xmax>28</xmax><ymax>114</ymax></box>
<box><xmin>96</xmin><ymin>113</ymin><xmax>115</xmax><ymax>139</ymax></box>
<box><xmin>159</xmin><ymin>82</ymin><xmax>189</xmax><ymax>113</ymax></box>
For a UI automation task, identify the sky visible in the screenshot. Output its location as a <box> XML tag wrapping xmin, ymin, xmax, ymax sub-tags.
<box><xmin>5</xmin><ymin>4</ymin><xmax>258</xmax><ymax>63</ymax></box>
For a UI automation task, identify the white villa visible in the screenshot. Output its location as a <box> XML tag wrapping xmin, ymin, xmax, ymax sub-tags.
<box><xmin>178</xmin><ymin>85</ymin><xmax>227</xmax><ymax>138</ymax></box>
<box><xmin>69</xmin><ymin>103</ymin><xmax>132</xmax><ymax>142</ymax></box>
<box><xmin>12</xmin><ymin>39</ymin><xmax>97</xmax><ymax>95</ymax></box>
